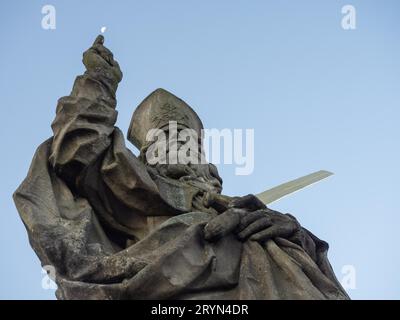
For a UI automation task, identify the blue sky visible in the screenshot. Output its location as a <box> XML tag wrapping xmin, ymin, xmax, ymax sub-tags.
<box><xmin>0</xmin><ymin>0</ymin><xmax>399</xmax><ymax>299</ymax></box>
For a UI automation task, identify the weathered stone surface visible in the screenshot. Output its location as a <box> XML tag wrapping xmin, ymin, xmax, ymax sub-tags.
<box><xmin>13</xmin><ymin>35</ymin><xmax>349</xmax><ymax>300</ymax></box>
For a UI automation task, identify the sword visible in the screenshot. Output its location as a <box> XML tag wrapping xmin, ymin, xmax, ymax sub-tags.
<box><xmin>205</xmin><ymin>170</ymin><xmax>333</xmax><ymax>210</ymax></box>
<box><xmin>256</xmin><ymin>170</ymin><xmax>333</xmax><ymax>205</ymax></box>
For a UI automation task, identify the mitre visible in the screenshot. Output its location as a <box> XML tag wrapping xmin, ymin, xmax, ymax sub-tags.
<box><xmin>127</xmin><ymin>88</ymin><xmax>204</xmax><ymax>150</ymax></box>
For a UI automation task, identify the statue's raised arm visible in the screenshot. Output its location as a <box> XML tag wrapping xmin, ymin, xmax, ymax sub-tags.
<box><xmin>49</xmin><ymin>36</ymin><xmax>177</xmax><ymax>238</ymax></box>
<box><xmin>49</xmin><ymin>35</ymin><xmax>122</xmax><ymax>188</ymax></box>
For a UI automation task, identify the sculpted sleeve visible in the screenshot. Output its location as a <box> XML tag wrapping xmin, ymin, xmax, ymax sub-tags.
<box><xmin>49</xmin><ymin>36</ymin><xmax>121</xmax><ymax>189</ymax></box>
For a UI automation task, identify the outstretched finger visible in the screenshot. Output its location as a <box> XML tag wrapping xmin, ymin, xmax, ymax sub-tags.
<box><xmin>93</xmin><ymin>34</ymin><xmax>104</xmax><ymax>46</ymax></box>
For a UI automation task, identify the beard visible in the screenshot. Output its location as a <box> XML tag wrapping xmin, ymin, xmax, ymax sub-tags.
<box><xmin>140</xmin><ymin>140</ymin><xmax>223</xmax><ymax>194</ymax></box>
<box><xmin>145</xmin><ymin>162</ymin><xmax>223</xmax><ymax>194</ymax></box>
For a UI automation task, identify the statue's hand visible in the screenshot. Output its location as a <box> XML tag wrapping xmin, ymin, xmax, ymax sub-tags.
<box><xmin>236</xmin><ymin>209</ymin><xmax>301</xmax><ymax>243</ymax></box>
<box><xmin>203</xmin><ymin>193</ymin><xmax>300</xmax><ymax>243</ymax></box>
<box><xmin>203</xmin><ymin>208</ymin><xmax>246</xmax><ymax>242</ymax></box>
<box><xmin>82</xmin><ymin>35</ymin><xmax>123</xmax><ymax>83</ymax></box>
<box><xmin>228</xmin><ymin>194</ymin><xmax>266</xmax><ymax>211</ymax></box>
<box><xmin>203</xmin><ymin>193</ymin><xmax>266</xmax><ymax>242</ymax></box>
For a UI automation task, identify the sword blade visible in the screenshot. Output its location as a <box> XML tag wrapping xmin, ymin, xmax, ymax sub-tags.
<box><xmin>256</xmin><ymin>170</ymin><xmax>333</xmax><ymax>205</ymax></box>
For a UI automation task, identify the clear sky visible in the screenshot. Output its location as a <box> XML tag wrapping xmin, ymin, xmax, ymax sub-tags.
<box><xmin>1</xmin><ymin>0</ymin><xmax>399</xmax><ymax>299</ymax></box>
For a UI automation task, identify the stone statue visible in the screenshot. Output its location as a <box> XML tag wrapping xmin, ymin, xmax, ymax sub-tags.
<box><xmin>14</xmin><ymin>36</ymin><xmax>349</xmax><ymax>300</ymax></box>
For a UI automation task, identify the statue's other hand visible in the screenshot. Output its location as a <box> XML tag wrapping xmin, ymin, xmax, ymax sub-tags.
<box><xmin>229</xmin><ymin>194</ymin><xmax>266</xmax><ymax>212</ymax></box>
<box><xmin>82</xmin><ymin>35</ymin><xmax>123</xmax><ymax>83</ymax></box>
<box><xmin>236</xmin><ymin>208</ymin><xmax>301</xmax><ymax>243</ymax></box>
<box><xmin>204</xmin><ymin>208</ymin><xmax>246</xmax><ymax>242</ymax></box>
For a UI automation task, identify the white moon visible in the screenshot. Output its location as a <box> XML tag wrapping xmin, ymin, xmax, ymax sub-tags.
<box><xmin>101</xmin><ymin>26</ymin><xmax>107</xmax><ymax>33</ymax></box>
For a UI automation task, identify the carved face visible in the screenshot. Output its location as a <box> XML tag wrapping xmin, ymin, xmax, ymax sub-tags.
<box><xmin>140</xmin><ymin>128</ymin><xmax>223</xmax><ymax>194</ymax></box>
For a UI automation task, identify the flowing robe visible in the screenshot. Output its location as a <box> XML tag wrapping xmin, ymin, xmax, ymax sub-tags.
<box><xmin>14</xmin><ymin>68</ymin><xmax>349</xmax><ymax>300</ymax></box>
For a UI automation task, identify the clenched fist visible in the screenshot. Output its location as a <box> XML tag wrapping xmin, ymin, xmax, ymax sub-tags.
<box><xmin>82</xmin><ymin>35</ymin><xmax>123</xmax><ymax>84</ymax></box>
